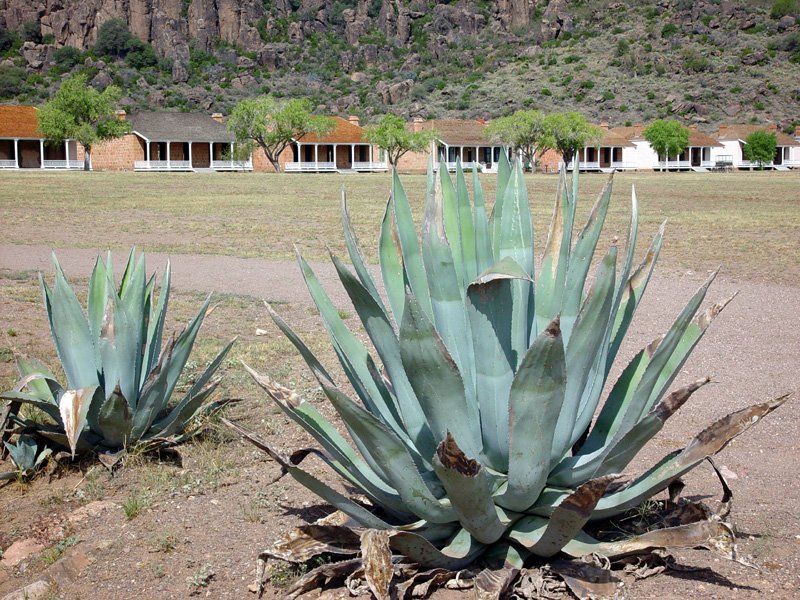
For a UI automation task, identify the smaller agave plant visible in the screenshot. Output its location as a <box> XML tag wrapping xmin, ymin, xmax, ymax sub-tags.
<box><xmin>231</xmin><ymin>156</ymin><xmax>787</xmax><ymax>595</ymax></box>
<box><xmin>1</xmin><ymin>250</ymin><xmax>235</xmax><ymax>460</ymax></box>
<box><xmin>0</xmin><ymin>435</ymin><xmax>52</xmax><ymax>481</ymax></box>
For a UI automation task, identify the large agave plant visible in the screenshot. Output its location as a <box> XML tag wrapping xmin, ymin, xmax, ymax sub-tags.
<box><xmin>1</xmin><ymin>250</ymin><xmax>235</xmax><ymax>458</ymax></box>
<box><xmin>239</xmin><ymin>157</ymin><xmax>785</xmax><ymax>583</ymax></box>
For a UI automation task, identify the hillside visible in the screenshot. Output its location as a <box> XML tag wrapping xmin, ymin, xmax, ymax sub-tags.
<box><xmin>1</xmin><ymin>0</ymin><xmax>799</xmax><ymax>131</ymax></box>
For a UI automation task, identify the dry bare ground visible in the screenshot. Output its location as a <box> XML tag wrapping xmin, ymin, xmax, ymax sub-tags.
<box><xmin>0</xmin><ymin>171</ymin><xmax>798</xmax><ymax>599</ymax></box>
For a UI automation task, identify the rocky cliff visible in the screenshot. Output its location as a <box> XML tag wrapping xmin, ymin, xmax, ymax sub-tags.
<box><xmin>1</xmin><ymin>1</ymin><xmax>799</xmax><ymax>129</ymax></box>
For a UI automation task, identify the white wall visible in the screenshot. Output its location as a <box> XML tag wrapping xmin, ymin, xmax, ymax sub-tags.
<box><xmin>627</xmin><ymin>140</ymin><xmax>659</xmax><ymax>169</ymax></box>
<box><xmin>710</xmin><ymin>140</ymin><xmax>743</xmax><ymax>166</ymax></box>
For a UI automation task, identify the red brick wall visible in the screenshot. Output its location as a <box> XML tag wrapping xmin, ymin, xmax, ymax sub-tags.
<box><xmin>91</xmin><ymin>134</ymin><xmax>145</xmax><ymax>171</ymax></box>
<box><xmin>537</xmin><ymin>149</ymin><xmax>562</xmax><ymax>173</ymax></box>
<box><xmin>191</xmin><ymin>142</ymin><xmax>210</xmax><ymax>168</ymax></box>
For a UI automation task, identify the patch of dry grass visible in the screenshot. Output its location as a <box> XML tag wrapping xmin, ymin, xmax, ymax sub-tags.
<box><xmin>1</xmin><ymin>170</ymin><xmax>798</xmax><ymax>282</ymax></box>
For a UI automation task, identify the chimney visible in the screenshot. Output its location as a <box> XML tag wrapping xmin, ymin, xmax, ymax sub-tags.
<box><xmin>795</xmin><ymin>125</ymin><xmax>800</xmax><ymax>137</ymax></box>
<box><xmin>348</xmin><ymin>115</ymin><xmax>360</xmax><ymax>126</ymax></box>
<box><xmin>689</xmin><ymin>124</ymin><xmax>698</xmax><ymax>130</ymax></box>
<box><xmin>600</xmin><ymin>121</ymin><xmax>609</xmax><ymax>130</ymax></box>
<box><xmin>211</xmin><ymin>113</ymin><xmax>224</xmax><ymax>123</ymax></box>
<box><xmin>767</xmin><ymin>123</ymin><xmax>777</xmax><ymax>132</ymax></box>
<box><xmin>115</xmin><ymin>109</ymin><xmax>126</xmax><ymax>120</ymax></box>
<box><xmin>412</xmin><ymin>116</ymin><xmax>424</xmax><ymax>132</ymax></box>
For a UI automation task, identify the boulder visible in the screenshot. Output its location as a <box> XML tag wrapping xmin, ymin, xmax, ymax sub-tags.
<box><xmin>90</xmin><ymin>70</ymin><xmax>113</xmax><ymax>89</ymax></box>
<box><xmin>778</xmin><ymin>15</ymin><xmax>796</xmax><ymax>30</ymax></box>
<box><xmin>172</xmin><ymin>43</ymin><xmax>190</xmax><ymax>83</ymax></box>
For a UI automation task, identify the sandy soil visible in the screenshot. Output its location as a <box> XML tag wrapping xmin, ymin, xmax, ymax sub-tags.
<box><xmin>0</xmin><ymin>245</ymin><xmax>798</xmax><ymax>599</ymax></box>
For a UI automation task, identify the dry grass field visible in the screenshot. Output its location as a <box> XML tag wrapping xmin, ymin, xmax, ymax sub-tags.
<box><xmin>1</xmin><ymin>170</ymin><xmax>799</xmax><ymax>282</ymax></box>
<box><xmin>0</xmin><ymin>169</ymin><xmax>798</xmax><ymax>599</ymax></box>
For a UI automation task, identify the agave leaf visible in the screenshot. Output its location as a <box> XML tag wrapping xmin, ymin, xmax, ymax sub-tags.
<box><xmin>560</xmin><ymin>177</ymin><xmax>613</xmax><ymax>345</ymax></box>
<box><xmin>551</xmin><ymin>247</ymin><xmax>617</xmax><ymax>466</ymax></box>
<box><xmin>341</xmin><ymin>190</ymin><xmax>385</xmax><ymax>311</ymax></box>
<box><xmin>399</xmin><ymin>292</ymin><xmax>481</xmax><ymax>460</ymax></box>
<box><xmin>298</xmin><ymin>254</ymin><xmax>406</xmax><ymax>438</ymax></box>
<box><xmin>317</xmin><ymin>379</ymin><xmax>456</xmax><ymax>524</ymax></box>
<box><xmin>392</xmin><ymin>170</ymin><xmax>434</xmax><ymax>320</ymax></box>
<box><xmin>498</xmin><ymin>316</ymin><xmax>566</xmax><ymax>512</ymax></box>
<box><xmin>142</xmin><ymin>262</ymin><xmax>171</xmax><ymax>387</ymax></box>
<box><xmin>579</xmin><ymin>272</ymin><xmax>718</xmax><ymax>460</ymax></box>
<box><xmin>496</xmin><ymin>164</ymin><xmax>535</xmax><ymax>365</ymax></box>
<box><xmin>131</xmin><ymin>295</ymin><xmax>213</xmax><ymax>440</ymax></box>
<box><xmin>118</xmin><ymin>251</ymin><xmax>147</xmax><ymax>392</ymax></box>
<box><xmin>533</xmin><ymin>169</ymin><xmax>573</xmax><ymax>337</ymax></box>
<box><xmin>563</xmin><ymin>521</ymin><xmax>735</xmax><ymax>560</ymax></box>
<box><xmin>15</xmin><ymin>358</ymin><xmax>61</xmax><ymax>402</ymax></box>
<box><xmin>598</xmin><ymin>378</ymin><xmax>711</xmax><ymax>476</ymax></box>
<box><xmin>590</xmin><ymin>394</ymin><xmax>789</xmax><ymax>520</ymax></box>
<box><xmin>389</xmin><ymin>528</ymin><xmax>485</xmax><ymax>570</ymax></box>
<box><xmin>490</xmin><ymin>151</ymin><xmax>513</xmax><ymax>257</ymax></box>
<box><xmin>465</xmin><ymin>261</ymin><xmax>519</xmax><ymax>470</ymax></box>
<box><xmin>97</xmin><ymin>288</ymin><xmax>139</xmax><ymax>407</ymax></box>
<box><xmin>378</xmin><ymin>198</ymin><xmax>406</xmax><ymax>324</ymax></box>
<box><xmin>471</xmin><ymin>166</ymin><xmax>493</xmax><ymax>275</ymax></box>
<box><xmin>43</xmin><ymin>256</ymin><xmax>98</xmax><ymax>389</ymax></box>
<box><xmin>145</xmin><ymin>337</ymin><xmax>235</xmax><ymax>440</ymax></box>
<box><xmin>86</xmin><ymin>254</ymin><xmax>111</xmax><ymax>343</ymax></box>
<box><xmin>222</xmin><ymin>416</ymin><xmax>392</xmax><ymax>530</ymax></box>
<box><xmin>332</xmin><ymin>255</ymin><xmax>436</xmax><ymax>459</ymax></box>
<box><xmin>606</xmin><ymin>222</ymin><xmax>665</xmax><ymax>375</ymax></box>
<box><xmin>432</xmin><ymin>433</ymin><xmax>506</xmax><ymax>544</ymax></box>
<box><xmin>0</xmin><ymin>391</ymin><xmax>62</xmax><ymax>423</ymax></box>
<box><xmin>507</xmin><ymin>475</ymin><xmax>617</xmax><ymax>557</ymax></box>
<box><xmin>243</xmin><ymin>364</ymin><xmax>412</xmax><ymax>518</ymax></box>
<box><xmin>94</xmin><ymin>385</ymin><xmax>133</xmax><ymax>448</ymax></box>
<box><xmin>422</xmin><ymin>171</ymin><xmax>476</xmax><ymax>414</ymax></box>
<box><xmin>59</xmin><ymin>386</ymin><xmax>100</xmax><ymax>457</ymax></box>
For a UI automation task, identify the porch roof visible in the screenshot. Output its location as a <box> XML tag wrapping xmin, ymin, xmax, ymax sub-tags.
<box><xmin>298</xmin><ymin>116</ymin><xmax>367</xmax><ymax>144</ymax></box>
<box><xmin>419</xmin><ymin>119</ymin><xmax>494</xmax><ymax>146</ymax></box>
<box><xmin>0</xmin><ymin>105</ymin><xmax>42</xmax><ymax>138</ymax></box>
<box><xmin>610</xmin><ymin>124</ymin><xmax>722</xmax><ymax>147</ymax></box>
<box><xmin>715</xmin><ymin>124</ymin><xmax>799</xmax><ymax>146</ymax></box>
<box><xmin>128</xmin><ymin>112</ymin><xmax>235</xmax><ymax>143</ymax></box>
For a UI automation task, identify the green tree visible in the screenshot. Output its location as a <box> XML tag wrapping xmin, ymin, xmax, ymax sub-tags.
<box><xmin>643</xmin><ymin>119</ymin><xmax>690</xmax><ymax>170</ymax></box>
<box><xmin>94</xmin><ymin>19</ymin><xmax>137</xmax><ymax>58</ymax></box>
<box><xmin>37</xmin><ymin>74</ymin><xmax>130</xmax><ymax>171</ymax></box>
<box><xmin>227</xmin><ymin>96</ymin><xmax>335</xmax><ymax>172</ymax></box>
<box><xmin>363</xmin><ymin>114</ymin><xmax>437</xmax><ymax>168</ymax></box>
<box><xmin>485</xmin><ymin>109</ymin><xmax>546</xmax><ymax>170</ymax></box>
<box><xmin>541</xmin><ymin>112</ymin><xmax>603</xmax><ymax>165</ymax></box>
<box><xmin>743</xmin><ymin>130</ymin><xmax>777</xmax><ymax>168</ymax></box>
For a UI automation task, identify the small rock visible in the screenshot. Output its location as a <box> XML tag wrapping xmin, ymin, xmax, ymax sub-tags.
<box><xmin>1</xmin><ymin>580</ymin><xmax>52</xmax><ymax>600</ymax></box>
<box><xmin>68</xmin><ymin>500</ymin><xmax>118</xmax><ymax>524</ymax></box>
<box><xmin>0</xmin><ymin>539</ymin><xmax>45</xmax><ymax>568</ymax></box>
<box><xmin>778</xmin><ymin>15</ymin><xmax>796</xmax><ymax>30</ymax></box>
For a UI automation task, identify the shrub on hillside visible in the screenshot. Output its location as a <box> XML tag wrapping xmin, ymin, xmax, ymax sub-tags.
<box><xmin>20</xmin><ymin>21</ymin><xmax>42</xmax><ymax>44</ymax></box>
<box><xmin>53</xmin><ymin>46</ymin><xmax>83</xmax><ymax>70</ymax></box>
<box><xmin>0</xmin><ymin>66</ymin><xmax>25</xmax><ymax>98</ymax></box>
<box><xmin>771</xmin><ymin>0</ymin><xmax>798</xmax><ymax>19</ymax></box>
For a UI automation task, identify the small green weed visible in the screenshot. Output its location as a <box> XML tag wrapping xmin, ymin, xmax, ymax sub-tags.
<box><xmin>41</xmin><ymin>536</ymin><xmax>80</xmax><ymax>566</ymax></box>
<box><xmin>122</xmin><ymin>494</ymin><xmax>149</xmax><ymax>520</ymax></box>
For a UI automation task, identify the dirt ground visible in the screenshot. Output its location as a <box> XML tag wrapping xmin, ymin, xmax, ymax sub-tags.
<box><xmin>0</xmin><ymin>243</ymin><xmax>798</xmax><ymax>600</ymax></box>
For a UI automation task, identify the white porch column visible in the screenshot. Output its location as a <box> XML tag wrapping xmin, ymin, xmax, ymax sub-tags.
<box><xmin>65</xmin><ymin>140</ymin><xmax>69</xmax><ymax>167</ymax></box>
<box><xmin>475</xmin><ymin>146</ymin><xmax>479</xmax><ymax>166</ymax></box>
<box><xmin>188</xmin><ymin>142</ymin><xmax>193</xmax><ymax>168</ymax></box>
<box><xmin>351</xmin><ymin>144</ymin><xmax>354</xmax><ymax>167</ymax></box>
<box><xmin>314</xmin><ymin>144</ymin><xmax>319</xmax><ymax>170</ymax></box>
<box><xmin>297</xmin><ymin>142</ymin><xmax>302</xmax><ymax>165</ymax></box>
<box><xmin>333</xmin><ymin>144</ymin><xmax>337</xmax><ymax>169</ymax></box>
<box><xmin>210</xmin><ymin>142</ymin><xmax>214</xmax><ymax>167</ymax></box>
<box><xmin>39</xmin><ymin>139</ymin><xmax>44</xmax><ymax>168</ymax></box>
<box><xmin>229</xmin><ymin>143</ymin><xmax>233</xmax><ymax>165</ymax></box>
<box><xmin>368</xmin><ymin>144</ymin><xmax>372</xmax><ymax>165</ymax></box>
<box><xmin>13</xmin><ymin>138</ymin><xmax>19</xmax><ymax>168</ymax></box>
<box><xmin>166</xmin><ymin>141</ymin><xmax>171</xmax><ymax>168</ymax></box>
<box><xmin>146</xmin><ymin>141</ymin><xmax>150</xmax><ymax>162</ymax></box>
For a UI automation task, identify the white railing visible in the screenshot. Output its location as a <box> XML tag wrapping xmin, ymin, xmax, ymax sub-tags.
<box><xmin>211</xmin><ymin>160</ymin><xmax>252</xmax><ymax>171</ymax></box>
<box><xmin>285</xmin><ymin>161</ymin><xmax>337</xmax><ymax>172</ymax></box>
<box><xmin>610</xmin><ymin>161</ymin><xmax>638</xmax><ymax>170</ymax></box>
<box><xmin>352</xmin><ymin>161</ymin><xmax>388</xmax><ymax>172</ymax></box>
<box><xmin>42</xmin><ymin>160</ymin><xmax>83</xmax><ymax>169</ymax></box>
<box><xmin>0</xmin><ymin>159</ymin><xmax>17</xmax><ymax>169</ymax></box>
<box><xmin>566</xmin><ymin>161</ymin><xmax>601</xmax><ymax>171</ymax></box>
<box><xmin>782</xmin><ymin>159</ymin><xmax>800</xmax><ymax>167</ymax></box>
<box><xmin>655</xmin><ymin>160</ymin><xmax>692</xmax><ymax>169</ymax></box>
<box><xmin>134</xmin><ymin>160</ymin><xmax>192</xmax><ymax>171</ymax></box>
<box><xmin>739</xmin><ymin>160</ymin><xmax>773</xmax><ymax>169</ymax></box>
<box><xmin>443</xmin><ymin>161</ymin><xmax>482</xmax><ymax>171</ymax></box>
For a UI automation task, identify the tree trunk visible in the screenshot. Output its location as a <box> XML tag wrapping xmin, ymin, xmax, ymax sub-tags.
<box><xmin>83</xmin><ymin>146</ymin><xmax>91</xmax><ymax>171</ymax></box>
